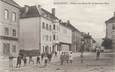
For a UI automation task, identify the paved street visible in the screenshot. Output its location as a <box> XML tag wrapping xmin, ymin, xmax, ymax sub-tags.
<box><xmin>2</xmin><ymin>52</ymin><xmax>114</xmax><ymax>72</ymax></box>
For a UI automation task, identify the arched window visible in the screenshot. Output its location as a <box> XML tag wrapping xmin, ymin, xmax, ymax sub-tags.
<box><xmin>4</xmin><ymin>9</ymin><xmax>9</xmax><ymax>20</ymax></box>
<box><xmin>12</xmin><ymin>12</ymin><xmax>16</xmax><ymax>21</ymax></box>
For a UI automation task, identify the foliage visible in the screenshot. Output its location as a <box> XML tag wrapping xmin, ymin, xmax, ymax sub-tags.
<box><xmin>101</xmin><ymin>38</ymin><xmax>112</xmax><ymax>49</ymax></box>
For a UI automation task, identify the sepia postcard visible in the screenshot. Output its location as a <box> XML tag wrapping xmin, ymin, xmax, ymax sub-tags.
<box><xmin>0</xmin><ymin>0</ymin><xmax>115</xmax><ymax>72</ymax></box>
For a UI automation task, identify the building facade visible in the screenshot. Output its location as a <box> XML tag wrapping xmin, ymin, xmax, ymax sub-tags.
<box><xmin>0</xmin><ymin>0</ymin><xmax>20</xmax><ymax>57</ymax></box>
<box><xmin>105</xmin><ymin>12</ymin><xmax>115</xmax><ymax>50</ymax></box>
<box><xmin>58</xmin><ymin>21</ymin><xmax>72</xmax><ymax>52</ymax></box>
<box><xmin>71</xmin><ymin>26</ymin><xmax>82</xmax><ymax>52</ymax></box>
<box><xmin>20</xmin><ymin>5</ymin><xmax>59</xmax><ymax>54</ymax></box>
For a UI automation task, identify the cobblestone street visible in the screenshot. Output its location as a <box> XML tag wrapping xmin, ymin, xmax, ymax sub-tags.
<box><xmin>2</xmin><ymin>52</ymin><xmax>114</xmax><ymax>72</ymax></box>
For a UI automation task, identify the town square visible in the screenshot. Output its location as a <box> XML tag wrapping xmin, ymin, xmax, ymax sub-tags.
<box><xmin>0</xmin><ymin>0</ymin><xmax>115</xmax><ymax>72</ymax></box>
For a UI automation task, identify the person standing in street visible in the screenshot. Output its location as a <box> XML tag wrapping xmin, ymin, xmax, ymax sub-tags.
<box><xmin>69</xmin><ymin>52</ymin><xmax>73</xmax><ymax>64</ymax></box>
<box><xmin>47</xmin><ymin>53</ymin><xmax>52</xmax><ymax>62</ymax></box>
<box><xmin>29</xmin><ymin>56</ymin><xmax>34</xmax><ymax>64</ymax></box>
<box><xmin>9</xmin><ymin>55</ymin><xmax>14</xmax><ymax>71</ymax></box>
<box><xmin>55</xmin><ymin>51</ymin><xmax>57</xmax><ymax>56</ymax></box>
<box><xmin>16</xmin><ymin>55</ymin><xmax>22</xmax><ymax>68</ymax></box>
<box><xmin>96</xmin><ymin>48</ymin><xmax>101</xmax><ymax>60</ymax></box>
<box><xmin>36</xmin><ymin>56</ymin><xmax>40</xmax><ymax>64</ymax></box>
<box><xmin>44</xmin><ymin>55</ymin><xmax>48</xmax><ymax>66</ymax></box>
<box><xmin>23</xmin><ymin>56</ymin><xmax>27</xmax><ymax>66</ymax></box>
<box><xmin>60</xmin><ymin>52</ymin><xmax>64</xmax><ymax>65</ymax></box>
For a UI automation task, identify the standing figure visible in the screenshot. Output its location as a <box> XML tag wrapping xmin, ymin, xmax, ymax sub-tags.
<box><xmin>55</xmin><ymin>51</ymin><xmax>57</xmax><ymax>56</ymax></box>
<box><xmin>29</xmin><ymin>56</ymin><xmax>34</xmax><ymax>64</ymax></box>
<box><xmin>60</xmin><ymin>52</ymin><xmax>64</xmax><ymax>65</ymax></box>
<box><xmin>23</xmin><ymin>56</ymin><xmax>27</xmax><ymax>66</ymax></box>
<box><xmin>16</xmin><ymin>55</ymin><xmax>22</xmax><ymax>68</ymax></box>
<box><xmin>69</xmin><ymin>52</ymin><xmax>73</xmax><ymax>64</ymax></box>
<box><xmin>36</xmin><ymin>56</ymin><xmax>40</xmax><ymax>64</ymax></box>
<box><xmin>9</xmin><ymin>55</ymin><xmax>14</xmax><ymax>70</ymax></box>
<box><xmin>66</xmin><ymin>53</ymin><xmax>69</xmax><ymax>64</ymax></box>
<box><xmin>41</xmin><ymin>53</ymin><xmax>44</xmax><ymax>60</ymax></box>
<box><xmin>96</xmin><ymin>48</ymin><xmax>101</xmax><ymax>60</ymax></box>
<box><xmin>47</xmin><ymin>53</ymin><xmax>52</xmax><ymax>62</ymax></box>
<box><xmin>44</xmin><ymin>55</ymin><xmax>48</xmax><ymax>66</ymax></box>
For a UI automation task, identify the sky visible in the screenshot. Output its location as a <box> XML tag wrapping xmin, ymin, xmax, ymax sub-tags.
<box><xmin>14</xmin><ymin>0</ymin><xmax>115</xmax><ymax>39</ymax></box>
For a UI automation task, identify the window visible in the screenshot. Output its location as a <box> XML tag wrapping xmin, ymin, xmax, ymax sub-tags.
<box><xmin>4</xmin><ymin>27</ymin><xmax>9</xmax><ymax>35</ymax></box>
<box><xmin>49</xmin><ymin>25</ymin><xmax>52</xmax><ymax>30</ymax></box>
<box><xmin>12</xmin><ymin>45</ymin><xmax>16</xmax><ymax>53</ymax></box>
<box><xmin>12</xmin><ymin>29</ymin><xmax>16</xmax><ymax>36</ymax></box>
<box><xmin>46</xmin><ymin>24</ymin><xmax>48</xmax><ymax>30</ymax></box>
<box><xmin>50</xmin><ymin>36</ymin><xmax>52</xmax><ymax>41</ymax></box>
<box><xmin>42</xmin><ymin>22</ymin><xmax>45</xmax><ymax>29</ymax></box>
<box><xmin>4</xmin><ymin>9</ymin><xmax>9</xmax><ymax>20</ymax></box>
<box><xmin>53</xmin><ymin>24</ymin><xmax>55</xmax><ymax>30</ymax></box>
<box><xmin>53</xmin><ymin>34</ymin><xmax>56</xmax><ymax>40</ymax></box>
<box><xmin>3</xmin><ymin>43</ymin><xmax>10</xmax><ymax>55</ymax></box>
<box><xmin>12</xmin><ymin>12</ymin><xmax>16</xmax><ymax>21</ymax></box>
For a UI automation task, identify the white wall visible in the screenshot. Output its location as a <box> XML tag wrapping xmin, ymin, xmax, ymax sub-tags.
<box><xmin>40</xmin><ymin>17</ymin><xmax>53</xmax><ymax>53</ymax></box>
<box><xmin>20</xmin><ymin>17</ymin><xmax>40</xmax><ymax>50</ymax></box>
<box><xmin>59</xmin><ymin>25</ymin><xmax>72</xmax><ymax>44</ymax></box>
<box><xmin>106</xmin><ymin>23</ymin><xmax>112</xmax><ymax>39</ymax></box>
<box><xmin>0</xmin><ymin>1</ymin><xmax>20</xmax><ymax>57</ymax></box>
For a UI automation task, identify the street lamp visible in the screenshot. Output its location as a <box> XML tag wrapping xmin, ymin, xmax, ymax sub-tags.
<box><xmin>81</xmin><ymin>39</ymin><xmax>85</xmax><ymax>63</ymax></box>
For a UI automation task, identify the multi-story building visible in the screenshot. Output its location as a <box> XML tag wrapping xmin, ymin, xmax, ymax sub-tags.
<box><xmin>20</xmin><ymin>5</ymin><xmax>59</xmax><ymax>55</ymax></box>
<box><xmin>105</xmin><ymin>12</ymin><xmax>115</xmax><ymax>50</ymax></box>
<box><xmin>71</xmin><ymin>27</ymin><xmax>82</xmax><ymax>52</ymax></box>
<box><xmin>0</xmin><ymin>0</ymin><xmax>20</xmax><ymax>57</ymax></box>
<box><xmin>58</xmin><ymin>21</ymin><xmax>72</xmax><ymax>52</ymax></box>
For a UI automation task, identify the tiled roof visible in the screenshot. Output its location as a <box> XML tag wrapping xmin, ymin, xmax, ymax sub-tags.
<box><xmin>41</xmin><ymin>8</ymin><xmax>58</xmax><ymax>19</ymax></box>
<box><xmin>20</xmin><ymin>5</ymin><xmax>58</xmax><ymax>19</ymax></box>
<box><xmin>60</xmin><ymin>22</ymin><xmax>80</xmax><ymax>33</ymax></box>
<box><xmin>105</xmin><ymin>16</ymin><xmax>115</xmax><ymax>24</ymax></box>
<box><xmin>20</xmin><ymin>6</ymin><xmax>40</xmax><ymax>18</ymax></box>
<box><xmin>1</xmin><ymin>0</ymin><xmax>21</xmax><ymax>8</ymax></box>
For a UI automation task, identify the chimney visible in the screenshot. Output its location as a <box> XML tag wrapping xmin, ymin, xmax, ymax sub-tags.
<box><xmin>36</xmin><ymin>4</ymin><xmax>42</xmax><ymax>15</ymax></box>
<box><xmin>67</xmin><ymin>20</ymin><xmax>70</xmax><ymax>24</ymax></box>
<box><xmin>24</xmin><ymin>5</ymin><xmax>29</xmax><ymax>13</ymax></box>
<box><xmin>38</xmin><ymin>5</ymin><xmax>41</xmax><ymax>8</ymax></box>
<box><xmin>52</xmin><ymin>8</ymin><xmax>55</xmax><ymax>16</ymax></box>
<box><xmin>88</xmin><ymin>32</ymin><xmax>90</xmax><ymax>35</ymax></box>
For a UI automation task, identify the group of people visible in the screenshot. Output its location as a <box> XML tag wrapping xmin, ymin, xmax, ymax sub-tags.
<box><xmin>16</xmin><ymin>52</ymin><xmax>55</xmax><ymax>68</ymax></box>
<box><xmin>60</xmin><ymin>51</ymin><xmax>73</xmax><ymax>65</ymax></box>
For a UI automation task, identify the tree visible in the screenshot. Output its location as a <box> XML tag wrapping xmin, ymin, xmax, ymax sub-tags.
<box><xmin>101</xmin><ymin>38</ymin><xmax>112</xmax><ymax>49</ymax></box>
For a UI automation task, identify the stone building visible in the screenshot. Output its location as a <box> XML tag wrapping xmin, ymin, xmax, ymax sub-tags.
<box><xmin>105</xmin><ymin>12</ymin><xmax>115</xmax><ymax>50</ymax></box>
<box><xmin>0</xmin><ymin>0</ymin><xmax>20</xmax><ymax>57</ymax></box>
<box><xmin>20</xmin><ymin>5</ymin><xmax>59</xmax><ymax>55</ymax></box>
<box><xmin>58</xmin><ymin>21</ymin><xmax>72</xmax><ymax>52</ymax></box>
<box><xmin>69</xmin><ymin>23</ymin><xmax>82</xmax><ymax>52</ymax></box>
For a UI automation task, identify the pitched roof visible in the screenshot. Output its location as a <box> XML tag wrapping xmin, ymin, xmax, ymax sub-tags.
<box><xmin>60</xmin><ymin>22</ymin><xmax>81</xmax><ymax>33</ymax></box>
<box><xmin>105</xmin><ymin>16</ymin><xmax>115</xmax><ymax>24</ymax></box>
<box><xmin>20</xmin><ymin>5</ymin><xmax>58</xmax><ymax>20</ymax></box>
<box><xmin>41</xmin><ymin>8</ymin><xmax>58</xmax><ymax>19</ymax></box>
<box><xmin>20</xmin><ymin>6</ymin><xmax>40</xmax><ymax>18</ymax></box>
<box><xmin>1</xmin><ymin>0</ymin><xmax>21</xmax><ymax>8</ymax></box>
